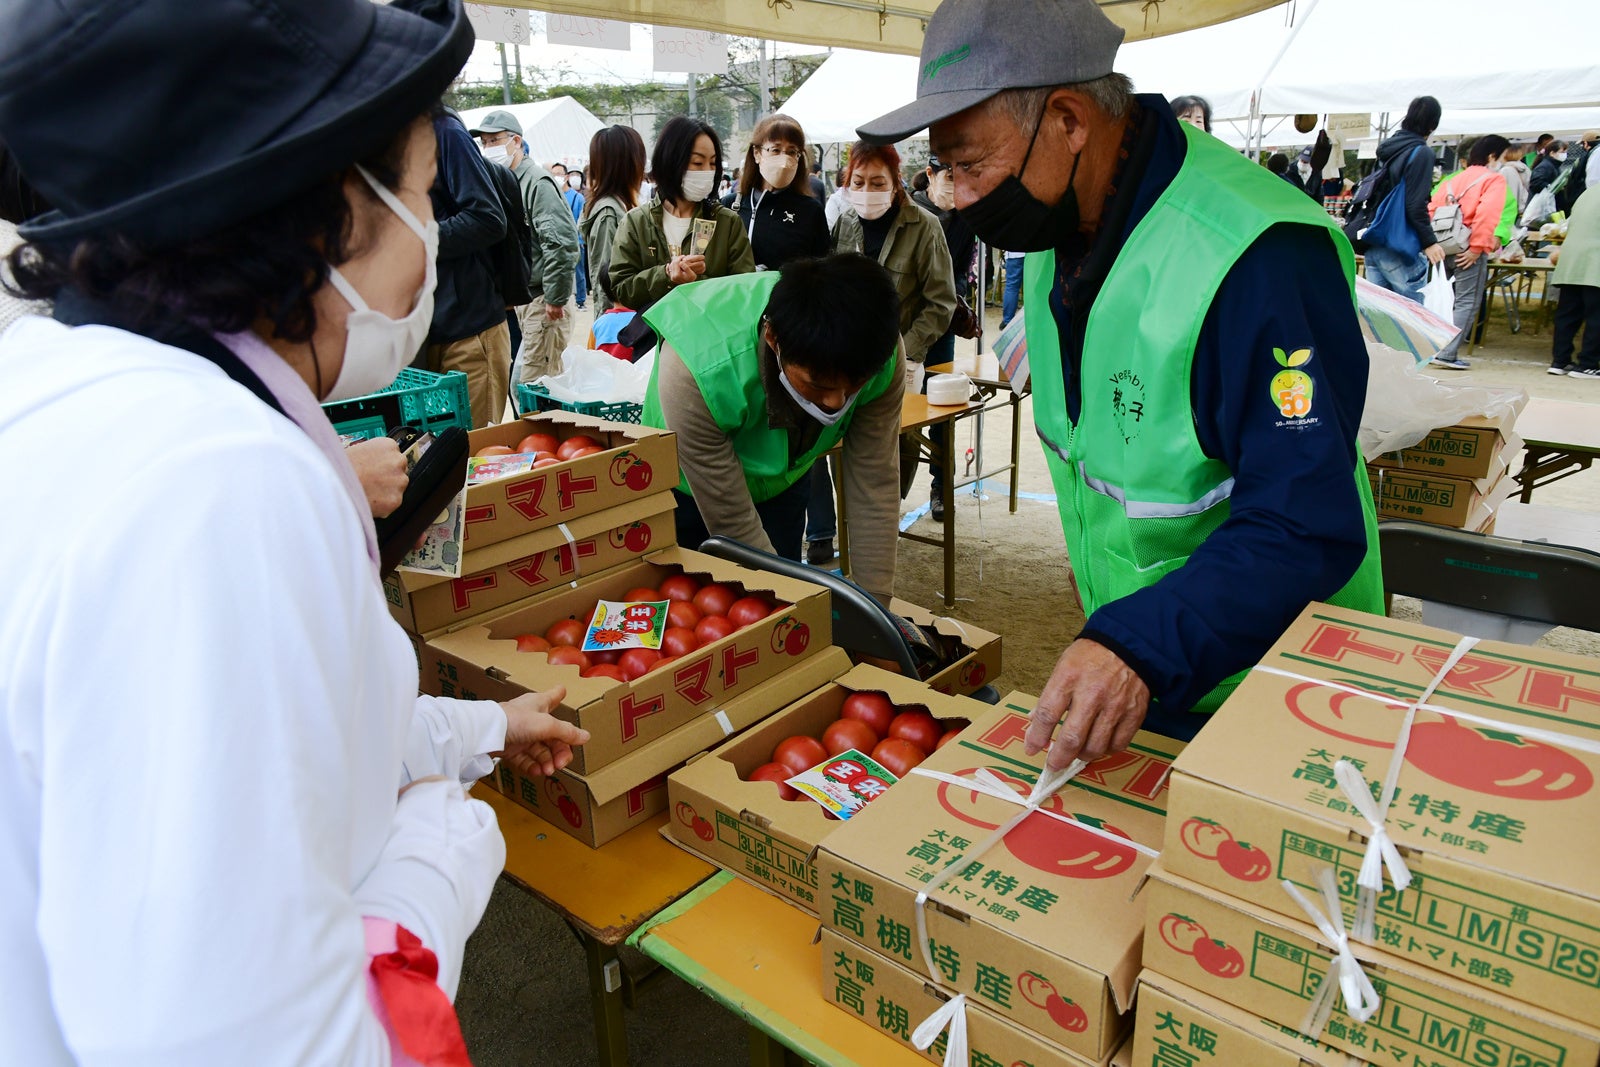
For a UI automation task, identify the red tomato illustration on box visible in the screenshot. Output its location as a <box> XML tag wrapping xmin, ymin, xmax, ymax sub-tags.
<box><xmin>1177</xmin><ymin>816</ymin><xmax>1272</xmax><ymax>882</ymax></box>
<box><xmin>608</xmin><ymin>452</ymin><xmax>653</xmax><ymax>491</ymax></box>
<box><xmin>1016</xmin><ymin>971</ymin><xmax>1088</xmax><ymax>1032</ymax></box>
<box><xmin>1003</xmin><ymin>811</ymin><xmax>1138</xmax><ymax>880</ymax></box>
<box><xmin>545</xmin><ymin>780</ymin><xmax>583</xmax><ymax>829</ymax></box>
<box><xmin>674</xmin><ymin>800</ymin><xmax>713</xmax><ymax>842</ymax></box>
<box><xmin>1157</xmin><ymin>913</ymin><xmax>1208</xmax><ymax>955</ymax></box>
<box><xmin>1157</xmin><ymin>912</ymin><xmax>1242</xmax><ymax>978</ymax></box>
<box><xmin>936</xmin><ymin>767</ymin><xmax>1064</xmax><ymax>832</ymax></box>
<box><xmin>770</xmin><ymin>616</ymin><xmax>811</xmax><ymax>656</ymax></box>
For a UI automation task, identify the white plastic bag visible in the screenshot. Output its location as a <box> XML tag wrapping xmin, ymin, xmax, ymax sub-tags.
<box><xmin>1420</xmin><ymin>263</ymin><xmax>1455</xmax><ymax>322</ymax></box>
<box><xmin>1358</xmin><ymin>342</ymin><xmax>1527</xmax><ymax>462</ymax></box>
<box><xmin>532</xmin><ymin>345</ymin><xmax>655</xmax><ymax>406</ymax></box>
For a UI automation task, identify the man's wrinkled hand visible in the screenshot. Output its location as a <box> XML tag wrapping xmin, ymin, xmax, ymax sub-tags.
<box><xmin>1024</xmin><ymin>639</ymin><xmax>1151</xmax><ymax>771</ymax></box>
<box><xmin>346</xmin><ymin>437</ymin><xmax>409</xmax><ymax>518</ymax></box>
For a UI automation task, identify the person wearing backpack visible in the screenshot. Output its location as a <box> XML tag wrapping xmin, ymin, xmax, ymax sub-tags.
<box><xmin>1425</xmin><ymin>139</ymin><xmax>1509</xmax><ymax>370</ymax></box>
<box><xmin>1363</xmin><ymin>96</ymin><xmax>1446</xmax><ymax>303</ymax></box>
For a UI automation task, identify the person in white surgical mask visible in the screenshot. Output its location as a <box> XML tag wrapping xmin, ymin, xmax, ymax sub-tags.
<box><xmin>0</xmin><ymin>2</ymin><xmax>588</xmax><ymax>1061</ymax></box>
<box><xmin>830</xmin><ymin>138</ymin><xmax>957</xmax><ymax>506</ymax></box>
<box><xmin>731</xmin><ymin>114</ymin><xmax>829</xmax><ymax>272</ymax></box>
<box><xmin>640</xmin><ymin>253</ymin><xmax>905</xmax><ymax>603</ymax></box>
<box><xmin>608</xmin><ymin>116</ymin><xmax>754</xmax><ymax>316</ymax></box>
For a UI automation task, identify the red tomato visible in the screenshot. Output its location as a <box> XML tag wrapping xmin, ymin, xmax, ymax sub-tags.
<box><xmin>748</xmin><ymin>762</ymin><xmax>799</xmax><ymax>801</ymax></box>
<box><xmin>772</xmin><ymin>735</ymin><xmax>829</xmax><ymax>775</ymax></box>
<box><xmin>871</xmin><ymin>738</ymin><xmax>926</xmax><ymax>778</ymax></box>
<box><xmin>533</xmin><ymin>457</ymin><xmax>562</xmax><ymax>469</ymax></box>
<box><xmin>514</xmin><ymin>633</ymin><xmax>550</xmax><ymax>654</ymax></box>
<box><xmin>889</xmin><ymin>711</ymin><xmax>942</xmax><ymax>756</ymax></box>
<box><xmin>666</xmin><ymin>600</ymin><xmax>702</xmax><ymax>629</ymax></box>
<box><xmin>623</xmin><ymin>586</ymin><xmax>662</xmax><ymax>603</ymax></box>
<box><xmin>580</xmin><ymin>663</ymin><xmax>626</xmax><ymax>682</ymax></box>
<box><xmin>568</xmin><ymin>446</ymin><xmax>605</xmax><ymax>459</ymax></box>
<box><xmin>658</xmin><ymin>574</ymin><xmax>701</xmax><ymax>602</ymax></box>
<box><xmin>618</xmin><ymin>648</ymin><xmax>662</xmax><ymax>681</ymax></box>
<box><xmin>588</xmin><ymin>648</ymin><xmax>622</xmax><ymax>665</ymax></box>
<box><xmin>474</xmin><ymin>444</ymin><xmax>514</xmax><ymax>458</ymax></box>
<box><xmin>661</xmin><ymin>627</ymin><xmax>700</xmax><ymax>658</ymax></box>
<box><xmin>823</xmin><ymin>718</ymin><xmax>880</xmax><ymax>757</ymax></box>
<box><xmin>556</xmin><ymin>434</ymin><xmax>602</xmax><ymax>460</ymax></box>
<box><xmin>694</xmin><ymin>615</ymin><xmax>736</xmax><ymax>645</ymax></box>
<box><xmin>516</xmin><ymin>432</ymin><xmax>559</xmax><ymax>455</ymax></box>
<box><xmin>935</xmin><ymin>728</ymin><xmax>964</xmax><ymax>750</ymax></box>
<box><xmin>692</xmin><ymin>583</ymin><xmax>737</xmax><ymax>618</ymax></box>
<box><xmin>546</xmin><ymin>646</ymin><xmax>590</xmax><ymax>670</ymax></box>
<box><xmin>651</xmin><ymin>654</ymin><xmax>680</xmax><ymax>672</ymax></box>
<box><xmin>840</xmin><ymin>692</ymin><xmax>895</xmax><ymax>737</ymax></box>
<box><xmin>544</xmin><ymin>618</ymin><xmax>586</xmax><ymax>648</ymax></box>
<box><xmin>727</xmin><ymin>596</ymin><xmax>773</xmax><ymax>629</ymax></box>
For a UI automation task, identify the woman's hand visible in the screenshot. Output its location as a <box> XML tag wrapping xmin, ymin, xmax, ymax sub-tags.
<box><xmin>1456</xmin><ymin>249</ymin><xmax>1481</xmax><ymax>269</ymax></box>
<box><xmin>346</xmin><ymin>437</ymin><xmax>409</xmax><ymax>518</ymax></box>
<box><xmin>666</xmin><ymin>254</ymin><xmax>706</xmax><ymax>285</ymax></box>
<box><xmin>496</xmin><ymin>688</ymin><xmax>588</xmax><ymax>777</ymax></box>
<box><xmin>1424</xmin><ymin>243</ymin><xmax>1445</xmax><ymax>265</ymax></box>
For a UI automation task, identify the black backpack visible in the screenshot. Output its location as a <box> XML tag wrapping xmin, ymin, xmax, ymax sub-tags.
<box><xmin>484</xmin><ymin>162</ymin><xmax>535</xmax><ymax>308</ymax></box>
<box><xmin>1557</xmin><ymin>146</ymin><xmax>1590</xmax><ymax>213</ymax></box>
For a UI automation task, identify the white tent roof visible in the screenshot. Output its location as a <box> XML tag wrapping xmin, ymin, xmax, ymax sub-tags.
<box><xmin>457</xmin><ymin>96</ymin><xmax>606</xmax><ymax>169</ymax></box>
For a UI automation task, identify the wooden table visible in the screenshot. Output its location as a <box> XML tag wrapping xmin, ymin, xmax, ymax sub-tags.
<box><xmin>927</xmin><ymin>352</ymin><xmax>1031</xmax><ymax>514</ymax></box>
<box><xmin>479</xmin><ymin>787</ymin><xmax>716</xmax><ymax>1066</ymax></box>
<box><xmin>628</xmin><ymin>872</ymin><xmax>933</xmax><ymax>1067</ymax></box>
<box><xmin>1474</xmin><ymin>259</ymin><xmax>1556</xmax><ymax>347</ymax></box>
<box><xmin>1514</xmin><ymin>396</ymin><xmax>1600</xmax><ymax>502</ymax></box>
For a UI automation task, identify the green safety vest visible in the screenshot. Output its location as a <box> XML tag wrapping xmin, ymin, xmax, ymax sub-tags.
<box><xmin>641</xmin><ymin>272</ymin><xmax>900</xmax><ymax>503</ymax></box>
<box><xmin>1025</xmin><ymin>122</ymin><xmax>1385</xmax><ymax>715</ymax></box>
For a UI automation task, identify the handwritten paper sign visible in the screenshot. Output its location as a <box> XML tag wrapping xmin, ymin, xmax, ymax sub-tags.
<box><xmin>546</xmin><ymin>14</ymin><xmax>631</xmax><ymax>51</ymax></box>
<box><xmin>465</xmin><ymin>3</ymin><xmax>530</xmax><ymax>45</ymax></box>
<box><xmin>652</xmin><ymin>27</ymin><xmax>729</xmax><ymax>75</ymax></box>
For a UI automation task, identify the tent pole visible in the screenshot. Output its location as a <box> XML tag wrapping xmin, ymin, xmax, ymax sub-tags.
<box><xmin>499</xmin><ymin>42</ymin><xmax>512</xmax><ymax>105</ymax></box>
<box><xmin>758</xmin><ymin>39</ymin><xmax>770</xmax><ymax>116</ymax></box>
<box><xmin>1250</xmin><ymin>0</ymin><xmax>1321</xmax><ymax>160</ymax></box>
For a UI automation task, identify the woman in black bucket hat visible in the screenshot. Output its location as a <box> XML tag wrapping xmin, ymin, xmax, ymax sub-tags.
<box><xmin>0</xmin><ymin>2</ymin><xmax>585</xmax><ymax>1062</ymax></box>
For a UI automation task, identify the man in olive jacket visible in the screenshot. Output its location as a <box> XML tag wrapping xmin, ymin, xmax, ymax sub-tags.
<box><xmin>470</xmin><ymin>110</ymin><xmax>580</xmax><ymax>381</ymax></box>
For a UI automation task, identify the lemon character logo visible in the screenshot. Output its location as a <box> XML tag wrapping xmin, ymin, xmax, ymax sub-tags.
<box><xmin>1271</xmin><ymin>348</ymin><xmax>1314</xmax><ymax>418</ymax></box>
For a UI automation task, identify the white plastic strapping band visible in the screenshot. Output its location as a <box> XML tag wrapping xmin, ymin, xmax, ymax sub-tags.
<box><xmin>1281</xmin><ymin>867</ymin><xmax>1381</xmax><ymax>1037</ymax></box>
<box><xmin>713</xmin><ymin>710</ymin><xmax>734</xmax><ymax>736</ymax></box>
<box><xmin>556</xmin><ymin>523</ymin><xmax>582</xmax><ymax>588</ymax></box>
<box><xmin>910</xmin><ymin>992</ymin><xmax>968</xmax><ymax>1067</ymax></box>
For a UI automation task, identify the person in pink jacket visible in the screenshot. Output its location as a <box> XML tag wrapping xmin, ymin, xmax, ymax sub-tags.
<box><xmin>1427</xmin><ymin>140</ymin><xmax>1510</xmax><ymax>369</ymax></box>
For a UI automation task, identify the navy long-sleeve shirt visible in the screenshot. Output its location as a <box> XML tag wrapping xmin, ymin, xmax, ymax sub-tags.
<box><xmin>427</xmin><ymin>112</ymin><xmax>506</xmax><ymax>345</ymax></box>
<box><xmin>1051</xmin><ymin>96</ymin><xmax>1371</xmax><ymax>733</ymax></box>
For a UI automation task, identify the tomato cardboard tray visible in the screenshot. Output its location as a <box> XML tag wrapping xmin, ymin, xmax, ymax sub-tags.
<box><xmin>383</xmin><ymin>493</ymin><xmax>676</xmax><ymax>636</ymax></box>
<box><xmin>1369</xmin><ymin>408</ymin><xmax>1523</xmax><ymax>482</ymax></box>
<box><xmin>889</xmin><ymin>596</ymin><xmax>1002</xmax><ymax>698</ymax></box>
<box><xmin>420</xmin><ymin>546</ymin><xmax>829</xmax><ymax>776</ymax></box>
<box><xmin>820</xmin><ymin>929</ymin><xmax>1114</xmax><ymax>1067</ymax></box>
<box><xmin>1142</xmin><ymin>861</ymin><xmax>1600</xmax><ymax>1067</ymax></box>
<box><xmin>461</xmin><ymin>413</ymin><xmax>676</xmax><ymax>550</ymax></box>
<box><xmin>815</xmin><ymin>694</ymin><xmax>1183</xmax><ymax>1063</ymax></box>
<box><xmin>1131</xmin><ymin>969</ymin><xmax>1358</xmax><ymax>1067</ymax></box>
<box><xmin>667</xmin><ymin>663</ymin><xmax>991</xmax><ymax>914</ymax></box>
<box><xmin>1165</xmin><ymin>602</ymin><xmax>1600</xmax><ymax>1019</ymax></box>
<box><xmin>479</xmin><ymin>649</ymin><xmax>850</xmax><ymax>848</ymax></box>
<box><xmin>1365</xmin><ymin>462</ymin><xmax>1513</xmax><ymax>529</ymax></box>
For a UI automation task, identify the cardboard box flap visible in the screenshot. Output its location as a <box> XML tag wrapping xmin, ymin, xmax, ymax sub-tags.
<box><xmin>1367</xmin><ymin>447</ymin><xmax>1508</xmax><ymax>496</ymax></box>
<box><xmin>577</xmin><ymin>647</ymin><xmax>852</xmax><ymax>805</ymax></box>
<box><xmin>396</xmin><ymin>494</ymin><xmax>676</xmax><ymax>594</ymax></box>
<box><xmin>1174</xmin><ymin>603</ymin><xmax>1600</xmax><ymax>901</ymax></box>
<box><xmin>1134</xmin><ymin>970</ymin><xmax>1355</xmax><ymax>1067</ymax></box>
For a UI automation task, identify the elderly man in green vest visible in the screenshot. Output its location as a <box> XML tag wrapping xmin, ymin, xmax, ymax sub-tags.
<box><xmin>641</xmin><ymin>253</ymin><xmax>906</xmax><ymax>603</ymax></box>
<box><xmin>859</xmin><ymin>0</ymin><xmax>1384</xmax><ymax>763</ymax></box>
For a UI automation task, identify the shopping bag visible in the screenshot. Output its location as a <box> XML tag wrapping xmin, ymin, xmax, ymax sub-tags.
<box><xmin>1421</xmin><ymin>263</ymin><xmax>1454</xmax><ymax>321</ymax></box>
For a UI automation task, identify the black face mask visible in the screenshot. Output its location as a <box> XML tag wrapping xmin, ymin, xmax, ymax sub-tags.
<box><xmin>959</xmin><ymin>103</ymin><xmax>1082</xmax><ymax>253</ymax></box>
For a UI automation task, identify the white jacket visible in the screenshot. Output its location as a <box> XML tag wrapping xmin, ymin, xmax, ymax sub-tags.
<box><xmin>0</xmin><ymin>317</ymin><xmax>508</xmax><ymax>1065</ymax></box>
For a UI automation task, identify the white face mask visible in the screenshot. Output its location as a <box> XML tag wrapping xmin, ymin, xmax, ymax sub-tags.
<box><xmin>323</xmin><ymin>166</ymin><xmax>438</xmax><ymax>403</ymax></box>
<box><xmin>773</xmin><ymin>354</ymin><xmax>861</xmax><ymax>427</ymax></box>
<box><xmin>480</xmin><ymin>143</ymin><xmax>509</xmax><ymax>167</ymax></box>
<box><xmin>1555</xmin><ymin>151</ymin><xmax>1569</xmax><ymax>162</ymax></box>
<box><xmin>1298</xmin><ymin>162</ymin><xmax>1312</xmax><ymax>178</ymax></box>
<box><xmin>681</xmin><ymin>169</ymin><xmax>716</xmax><ymax>202</ymax></box>
<box><xmin>759</xmin><ymin>156</ymin><xmax>797</xmax><ymax>190</ymax></box>
<box><xmin>849</xmin><ymin>189</ymin><xmax>894</xmax><ymax>220</ymax></box>
<box><xmin>929</xmin><ymin>174</ymin><xmax>955</xmax><ymax>211</ymax></box>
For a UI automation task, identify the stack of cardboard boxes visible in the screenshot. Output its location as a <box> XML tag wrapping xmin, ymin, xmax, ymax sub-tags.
<box><xmin>805</xmin><ymin>696</ymin><xmax>1181</xmax><ymax>1066</ymax></box>
<box><xmin>1365</xmin><ymin>411</ymin><xmax>1520</xmax><ymax>532</ymax></box>
<box><xmin>1137</xmin><ymin>602</ymin><xmax>1600</xmax><ymax>1066</ymax></box>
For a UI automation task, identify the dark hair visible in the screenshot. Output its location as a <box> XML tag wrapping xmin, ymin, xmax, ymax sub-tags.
<box><xmin>1401</xmin><ymin>96</ymin><xmax>1442</xmax><ymax>137</ymax></box>
<box><xmin>1468</xmin><ymin>134</ymin><xmax>1511</xmax><ymax>168</ymax></box>
<box><xmin>584</xmin><ymin>125</ymin><xmax>646</xmax><ymax>219</ymax></box>
<box><xmin>765</xmin><ymin>253</ymin><xmax>900</xmax><ymax>385</ymax></box>
<box><xmin>1169</xmin><ymin>95</ymin><xmax>1213</xmax><ymax>133</ymax></box>
<box><xmin>739</xmin><ymin>113</ymin><xmax>812</xmax><ymax>198</ymax></box>
<box><xmin>1545</xmin><ymin>139</ymin><xmax>1569</xmax><ymax>157</ymax></box>
<box><xmin>0</xmin><ymin>140</ymin><xmax>50</xmax><ymax>225</ymax></box>
<box><xmin>652</xmin><ymin>116</ymin><xmax>723</xmax><ymax>209</ymax></box>
<box><xmin>1266</xmin><ymin>152</ymin><xmax>1289</xmax><ymax>175</ymax></box>
<box><xmin>845</xmin><ymin>141</ymin><xmax>906</xmax><ymax>208</ymax></box>
<box><xmin>911</xmin><ymin>171</ymin><xmax>929</xmax><ymax>192</ymax></box>
<box><xmin>6</xmin><ymin>114</ymin><xmax>423</xmax><ymax>343</ymax></box>
<box><xmin>1535</xmin><ymin>134</ymin><xmax>1553</xmax><ymax>148</ymax></box>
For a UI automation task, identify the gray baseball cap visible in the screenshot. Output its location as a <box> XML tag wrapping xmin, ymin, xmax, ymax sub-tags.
<box><xmin>858</xmin><ymin>0</ymin><xmax>1125</xmax><ymax>144</ymax></box>
<box><xmin>468</xmin><ymin>108</ymin><xmax>522</xmax><ymax>137</ymax></box>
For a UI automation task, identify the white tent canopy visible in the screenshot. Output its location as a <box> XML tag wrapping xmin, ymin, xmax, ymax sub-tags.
<box><xmin>457</xmin><ymin>96</ymin><xmax>605</xmax><ymax>169</ymax></box>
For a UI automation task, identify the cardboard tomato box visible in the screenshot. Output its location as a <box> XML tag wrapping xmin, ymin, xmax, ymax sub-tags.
<box><xmin>889</xmin><ymin>597</ymin><xmax>1002</xmax><ymax>697</ymax></box>
<box><xmin>480</xmin><ymin>649</ymin><xmax>850</xmax><ymax>847</ymax></box>
<box><xmin>1132</xmin><ymin>970</ymin><xmax>1352</xmax><ymax>1067</ymax></box>
<box><xmin>420</xmin><ymin>547</ymin><xmax>829</xmax><ymax>776</ymax></box>
<box><xmin>816</xmin><ymin>694</ymin><xmax>1183</xmax><ymax>1062</ymax></box>
<box><xmin>384</xmin><ymin>494</ymin><xmax>675</xmax><ymax>635</ymax></box>
<box><xmin>821</xmin><ymin>929</ymin><xmax>1115</xmax><ymax>1067</ymax></box>
<box><xmin>462</xmin><ymin>413</ymin><xmax>676</xmax><ymax>550</ymax></box>
<box><xmin>1164</xmin><ymin>603</ymin><xmax>1600</xmax><ymax>1020</ymax></box>
<box><xmin>666</xmin><ymin>663</ymin><xmax>994</xmax><ymax>913</ymax></box>
<box><xmin>1369</xmin><ymin>410</ymin><xmax>1522</xmax><ymax>482</ymax></box>
<box><xmin>1365</xmin><ymin>462</ymin><xmax>1513</xmax><ymax>529</ymax></box>
<box><xmin>1142</xmin><ymin>862</ymin><xmax>1600</xmax><ymax>1067</ymax></box>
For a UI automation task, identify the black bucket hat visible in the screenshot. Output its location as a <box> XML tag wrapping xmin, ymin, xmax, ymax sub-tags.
<box><xmin>0</xmin><ymin>0</ymin><xmax>473</xmax><ymax>248</ymax></box>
